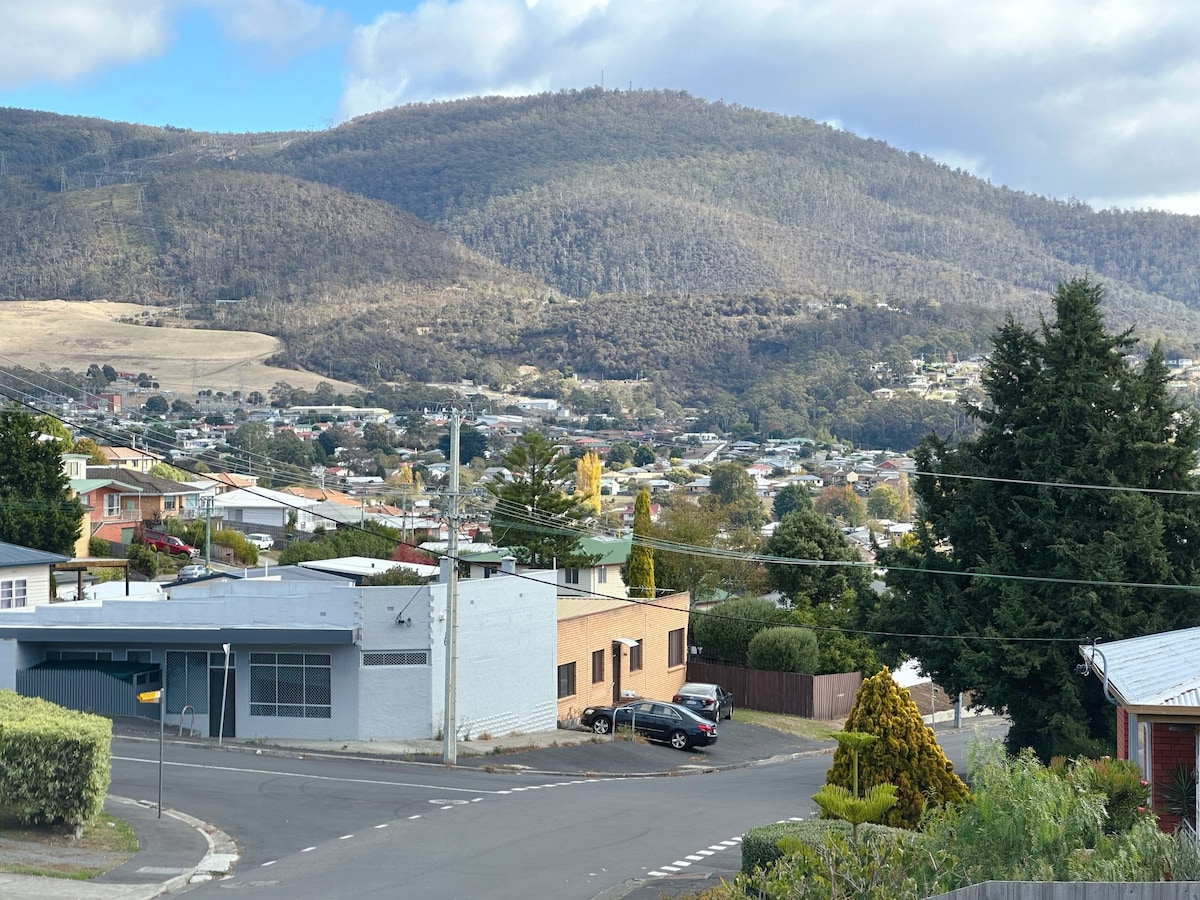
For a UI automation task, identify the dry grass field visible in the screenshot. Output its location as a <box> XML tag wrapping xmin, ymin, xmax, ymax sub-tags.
<box><xmin>0</xmin><ymin>300</ymin><xmax>358</xmax><ymax>396</ymax></box>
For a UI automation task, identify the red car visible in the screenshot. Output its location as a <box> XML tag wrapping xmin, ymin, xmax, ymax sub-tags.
<box><xmin>143</xmin><ymin>531</ymin><xmax>199</xmax><ymax>558</ymax></box>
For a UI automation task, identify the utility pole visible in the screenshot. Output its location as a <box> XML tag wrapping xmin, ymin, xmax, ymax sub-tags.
<box><xmin>442</xmin><ymin>409</ymin><xmax>461</xmax><ymax>764</ymax></box>
<box><xmin>203</xmin><ymin>496</ymin><xmax>213</xmax><ymax>570</ymax></box>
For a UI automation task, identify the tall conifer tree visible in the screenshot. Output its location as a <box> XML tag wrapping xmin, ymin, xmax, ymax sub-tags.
<box><xmin>625</xmin><ymin>488</ymin><xmax>655</xmax><ymax>598</ymax></box>
<box><xmin>870</xmin><ymin>278</ymin><xmax>1200</xmax><ymax>760</ymax></box>
<box><xmin>0</xmin><ymin>409</ymin><xmax>84</xmax><ymax>555</ymax></box>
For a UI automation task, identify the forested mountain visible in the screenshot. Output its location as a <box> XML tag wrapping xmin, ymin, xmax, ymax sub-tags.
<box><xmin>2</xmin><ymin>91</ymin><xmax>1200</xmax><ymax>447</ymax></box>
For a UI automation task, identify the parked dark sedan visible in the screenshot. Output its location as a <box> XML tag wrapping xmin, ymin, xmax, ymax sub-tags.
<box><xmin>580</xmin><ymin>700</ymin><xmax>718</xmax><ymax>750</ymax></box>
<box><xmin>672</xmin><ymin>682</ymin><xmax>734</xmax><ymax>722</ymax></box>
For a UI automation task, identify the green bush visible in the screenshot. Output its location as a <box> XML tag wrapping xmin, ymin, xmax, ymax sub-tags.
<box><xmin>747</xmin><ymin>625</ymin><xmax>819</xmax><ymax>673</ymax></box>
<box><xmin>126</xmin><ymin>543</ymin><xmax>159</xmax><ymax>577</ymax></box>
<box><xmin>741</xmin><ymin>819</ymin><xmax>904</xmax><ymax>874</ymax></box>
<box><xmin>1068</xmin><ymin>756</ymin><xmax>1151</xmax><ymax>834</ymax></box>
<box><xmin>88</xmin><ymin>536</ymin><xmax>112</xmax><ymax>557</ymax></box>
<box><xmin>735</xmin><ymin>828</ymin><xmax>925</xmax><ymax>900</ymax></box>
<box><xmin>211</xmin><ymin>529</ymin><xmax>257</xmax><ymax>565</ymax></box>
<box><xmin>827</xmin><ymin>667</ymin><xmax>967</xmax><ymax>828</ymax></box>
<box><xmin>692</xmin><ymin>597</ymin><xmax>789</xmax><ymax>666</ymax></box>
<box><xmin>0</xmin><ymin>691</ymin><xmax>112</xmax><ymax>828</ymax></box>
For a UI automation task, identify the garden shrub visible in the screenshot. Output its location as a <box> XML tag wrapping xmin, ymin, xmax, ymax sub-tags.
<box><xmin>747</xmin><ymin>625</ymin><xmax>819</xmax><ymax>673</ymax></box>
<box><xmin>1068</xmin><ymin>756</ymin><xmax>1151</xmax><ymax>833</ymax></box>
<box><xmin>825</xmin><ymin>667</ymin><xmax>967</xmax><ymax>828</ymax></box>
<box><xmin>0</xmin><ymin>691</ymin><xmax>112</xmax><ymax>829</ymax></box>
<box><xmin>740</xmin><ymin>819</ymin><xmax>905</xmax><ymax>874</ymax></box>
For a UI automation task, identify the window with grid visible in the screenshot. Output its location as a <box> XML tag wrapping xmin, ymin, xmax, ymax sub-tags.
<box><xmin>591</xmin><ymin>649</ymin><xmax>605</xmax><ymax>683</ymax></box>
<box><xmin>557</xmin><ymin>662</ymin><xmax>576</xmax><ymax>699</ymax></box>
<box><xmin>46</xmin><ymin>649</ymin><xmax>113</xmax><ymax>661</ymax></box>
<box><xmin>564</xmin><ymin>568</ymin><xmax>580</xmax><ymax>585</ymax></box>
<box><xmin>668</xmin><ymin>628</ymin><xmax>685</xmax><ymax>667</ymax></box>
<box><xmin>629</xmin><ymin>639</ymin><xmax>643</xmax><ymax>672</ymax></box>
<box><xmin>597</xmin><ymin>567</ymin><xmax>607</xmax><ymax>584</ymax></box>
<box><xmin>363</xmin><ymin>651</ymin><xmax>429</xmax><ymax>666</ymax></box>
<box><xmin>103</xmin><ymin>493</ymin><xmax>119</xmax><ymax>516</ymax></box>
<box><xmin>0</xmin><ymin>579</ymin><xmax>27</xmax><ymax>609</ymax></box>
<box><xmin>165</xmin><ymin>650</ymin><xmax>209</xmax><ymax>714</ymax></box>
<box><xmin>250</xmin><ymin>652</ymin><xmax>332</xmax><ymax>718</ymax></box>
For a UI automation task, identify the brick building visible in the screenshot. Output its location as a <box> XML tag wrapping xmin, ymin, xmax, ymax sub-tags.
<box><xmin>1082</xmin><ymin>629</ymin><xmax>1200</xmax><ymax>832</ymax></box>
<box><xmin>555</xmin><ymin>591</ymin><xmax>690</xmax><ymax>724</ymax></box>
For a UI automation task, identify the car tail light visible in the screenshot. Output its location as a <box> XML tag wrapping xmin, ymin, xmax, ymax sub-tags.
<box><xmin>699</xmin><ymin>723</ymin><xmax>714</xmax><ymax>733</ymax></box>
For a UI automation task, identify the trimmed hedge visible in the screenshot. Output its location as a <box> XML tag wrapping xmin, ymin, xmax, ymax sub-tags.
<box><xmin>742</xmin><ymin>819</ymin><xmax>907</xmax><ymax>874</ymax></box>
<box><xmin>0</xmin><ymin>691</ymin><xmax>112</xmax><ymax>827</ymax></box>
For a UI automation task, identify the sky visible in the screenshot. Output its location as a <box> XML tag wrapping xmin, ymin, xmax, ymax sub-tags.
<box><xmin>4</xmin><ymin>0</ymin><xmax>1200</xmax><ymax>214</ymax></box>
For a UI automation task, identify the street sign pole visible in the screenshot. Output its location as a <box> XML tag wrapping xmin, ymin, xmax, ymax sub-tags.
<box><xmin>158</xmin><ymin>695</ymin><xmax>163</xmax><ymax>818</ymax></box>
<box><xmin>138</xmin><ymin>690</ymin><xmax>164</xmax><ymax>818</ymax></box>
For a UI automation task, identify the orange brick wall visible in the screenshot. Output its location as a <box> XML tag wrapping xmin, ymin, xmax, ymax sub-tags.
<box><xmin>556</xmin><ymin>592</ymin><xmax>690</xmax><ymax>723</ymax></box>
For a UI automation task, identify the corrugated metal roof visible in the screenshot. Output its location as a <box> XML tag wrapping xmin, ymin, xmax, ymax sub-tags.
<box><xmin>1082</xmin><ymin>627</ymin><xmax>1200</xmax><ymax>708</ymax></box>
<box><xmin>0</xmin><ymin>541</ymin><xmax>68</xmax><ymax>569</ymax></box>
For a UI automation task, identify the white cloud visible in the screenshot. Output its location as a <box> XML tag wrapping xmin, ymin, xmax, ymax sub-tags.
<box><xmin>201</xmin><ymin>0</ymin><xmax>350</xmax><ymax>58</ymax></box>
<box><xmin>340</xmin><ymin>0</ymin><xmax>1200</xmax><ymax>208</ymax></box>
<box><xmin>0</xmin><ymin>0</ymin><xmax>173</xmax><ymax>88</ymax></box>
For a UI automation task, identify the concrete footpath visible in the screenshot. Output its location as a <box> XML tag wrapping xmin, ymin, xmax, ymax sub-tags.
<box><xmin>0</xmin><ymin>795</ymin><xmax>237</xmax><ymax>900</ymax></box>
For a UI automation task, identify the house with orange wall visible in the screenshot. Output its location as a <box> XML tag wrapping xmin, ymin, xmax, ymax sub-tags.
<box><xmin>555</xmin><ymin>591</ymin><xmax>690</xmax><ymax>724</ymax></box>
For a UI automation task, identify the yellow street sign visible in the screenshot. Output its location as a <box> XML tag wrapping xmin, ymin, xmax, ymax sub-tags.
<box><xmin>137</xmin><ymin>690</ymin><xmax>162</xmax><ymax>702</ymax></box>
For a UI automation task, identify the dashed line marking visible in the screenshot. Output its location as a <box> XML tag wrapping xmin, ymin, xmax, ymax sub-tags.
<box><xmin>471</xmin><ymin>798</ymin><xmax>483</xmax><ymax>802</ymax></box>
<box><xmin>262</xmin><ymin>860</ymin><xmax>276</xmax><ymax>867</ymax></box>
<box><xmin>374</xmin><ymin>823</ymin><xmax>389</xmax><ymax>829</ymax></box>
<box><xmin>339</xmin><ymin>834</ymin><xmax>353</xmax><ymax>840</ymax></box>
<box><xmin>301</xmin><ymin>847</ymin><xmax>316</xmax><ymax>853</ymax></box>
<box><xmin>408</xmin><ymin>815</ymin><xmax>421</xmax><ymax>820</ymax></box>
<box><xmin>647</xmin><ymin>833</ymin><xmax>743</xmax><ymax>880</ymax></box>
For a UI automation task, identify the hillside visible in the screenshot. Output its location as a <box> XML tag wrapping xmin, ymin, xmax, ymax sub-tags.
<box><xmin>2</xmin><ymin>93</ymin><xmax>1200</xmax><ymax>447</ymax></box>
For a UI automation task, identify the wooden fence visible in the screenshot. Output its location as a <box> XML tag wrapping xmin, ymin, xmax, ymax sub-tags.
<box><xmin>686</xmin><ymin>661</ymin><xmax>861</xmax><ymax>719</ymax></box>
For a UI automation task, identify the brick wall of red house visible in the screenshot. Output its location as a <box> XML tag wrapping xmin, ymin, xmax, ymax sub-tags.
<box><xmin>1117</xmin><ymin>707</ymin><xmax>1128</xmax><ymax>760</ymax></box>
<box><xmin>1150</xmin><ymin>722</ymin><xmax>1195</xmax><ymax>833</ymax></box>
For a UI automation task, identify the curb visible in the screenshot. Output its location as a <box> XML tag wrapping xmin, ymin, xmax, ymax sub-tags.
<box><xmin>109</xmin><ymin>795</ymin><xmax>239</xmax><ymax>894</ymax></box>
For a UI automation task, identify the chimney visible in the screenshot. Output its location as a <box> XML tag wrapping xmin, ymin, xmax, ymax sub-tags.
<box><xmin>500</xmin><ymin>556</ymin><xmax>517</xmax><ymax>575</ymax></box>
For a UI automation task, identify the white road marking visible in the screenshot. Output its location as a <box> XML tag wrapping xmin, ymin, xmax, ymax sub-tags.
<box><xmin>671</xmin><ymin>860</ymin><xmax>691</xmax><ymax>867</ymax></box>
<box><xmin>262</xmin><ymin>861</ymin><xmax>276</xmax><ymax>866</ymax></box>
<box><xmin>339</xmin><ymin>835</ymin><xmax>353</xmax><ymax>840</ymax></box>
<box><xmin>301</xmin><ymin>847</ymin><xmax>316</xmax><ymax>853</ymax></box>
<box><xmin>112</xmin><ymin>755</ymin><xmax>506</xmax><ymax>795</ymax></box>
<box><xmin>374</xmin><ymin>823</ymin><xmax>388</xmax><ymax>829</ymax></box>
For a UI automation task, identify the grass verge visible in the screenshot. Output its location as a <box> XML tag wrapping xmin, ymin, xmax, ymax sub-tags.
<box><xmin>0</xmin><ymin>807</ymin><xmax>138</xmax><ymax>880</ymax></box>
<box><xmin>733</xmin><ymin>708</ymin><xmax>843</xmax><ymax>742</ymax></box>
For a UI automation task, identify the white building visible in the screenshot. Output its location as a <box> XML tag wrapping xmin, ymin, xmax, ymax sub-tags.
<box><xmin>0</xmin><ymin>570</ymin><xmax>558</xmax><ymax>742</ymax></box>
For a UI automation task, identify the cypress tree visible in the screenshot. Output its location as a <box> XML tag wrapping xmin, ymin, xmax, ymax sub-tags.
<box><xmin>0</xmin><ymin>408</ymin><xmax>84</xmax><ymax>555</ymax></box>
<box><xmin>826</xmin><ymin>668</ymin><xmax>967</xmax><ymax>829</ymax></box>
<box><xmin>871</xmin><ymin>278</ymin><xmax>1200</xmax><ymax>760</ymax></box>
<box><xmin>625</xmin><ymin>488</ymin><xmax>655</xmax><ymax>598</ymax></box>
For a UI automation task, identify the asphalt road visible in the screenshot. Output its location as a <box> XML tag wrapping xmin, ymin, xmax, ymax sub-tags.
<box><xmin>109</xmin><ymin>720</ymin><xmax>1006</xmax><ymax>899</ymax></box>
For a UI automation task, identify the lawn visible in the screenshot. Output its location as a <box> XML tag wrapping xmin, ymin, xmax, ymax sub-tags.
<box><xmin>0</xmin><ymin>806</ymin><xmax>138</xmax><ymax>880</ymax></box>
<box><xmin>733</xmin><ymin>708</ymin><xmax>843</xmax><ymax>742</ymax></box>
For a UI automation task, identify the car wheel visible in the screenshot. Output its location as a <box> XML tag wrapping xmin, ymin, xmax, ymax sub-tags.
<box><xmin>669</xmin><ymin>730</ymin><xmax>691</xmax><ymax>750</ymax></box>
<box><xmin>592</xmin><ymin>717</ymin><xmax>611</xmax><ymax>735</ymax></box>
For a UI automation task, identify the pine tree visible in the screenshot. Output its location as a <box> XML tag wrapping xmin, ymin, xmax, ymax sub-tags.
<box><xmin>826</xmin><ymin>668</ymin><xmax>967</xmax><ymax>829</ymax></box>
<box><xmin>0</xmin><ymin>409</ymin><xmax>84</xmax><ymax>554</ymax></box>
<box><xmin>625</xmin><ymin>488</ymin><xmax>655</xmax><ymax>598</ymax></box>
<box><xmin>871</xmin><ymin>278</ymin><xmax>1200</xmax><ymax>760</ymax></box>
<box><xmin>486</xmin><ymin>432</ymin><xmax>599</xmax><ymax>569</ymax></box>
